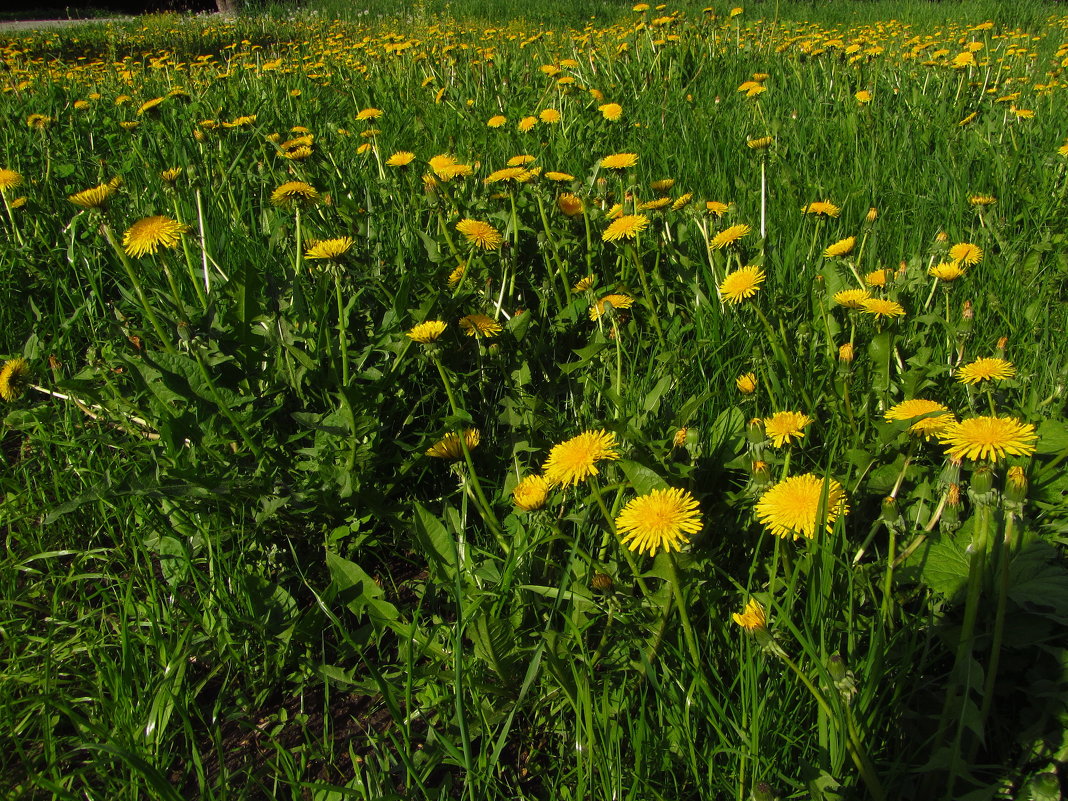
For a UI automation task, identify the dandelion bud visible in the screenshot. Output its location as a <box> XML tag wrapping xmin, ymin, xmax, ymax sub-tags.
<box><xmin>880</xmin><ymin>496</ymin><xmax>900</xmax><ymax>525</ymax></box>
<box><xmin>591</xmin><ymin>573</ymin><xmax>614</xmax><ymax>592</ymax></box>
<box><xmin>750</xmin><ymin>460</ymin><xmax>772</xmax><ymax>489</ymax></box>
<box><xmin>962</xmin><ymin>300</ymin><xmax>974</xmax><ymax>320</ymax></box>
<box><xmin>747</xmin><ymin>418</ymin><xmax>765</xmax><ymax>444</ymax></box>
<box><xmin>996</xmin><ymin>336</ymin><xmax>1008</xmax><ymax>354</ymax></box>
<box><xmin>673</xmin><ymin>427</ymin><xmax>689</xmax><ymax>447</ymax></box>
<box><xmin>736</xmin><ymin>372</ymin><xmax>758</xmax><ymax>395</ymax></box>
<box><xmin>865</xmin><ymin>207</ymin><xmax>878</xmax><ymax>223</ymax></box>
<box><xmin>971</xmin><ymin>465</ymin><xmax>994</xmax><ymax>495</ymax></box>
<box><xmin>947</xmin><ymin>482</ymin><xmax>961</xmax><ymax>508</ymax></box>
<box><xmin>752</xmin><ymin>782</ymin><xmax>778</xmax><ymax>801</ymax></box>
<box><xmin>828</xmin><ymin>653</ymin><xmax>847</xmax><ymax>682</ymax></box>
<box><xmin>838</xmin><ymin>342</ymin><xmax>854</xmax><ymax>363</ymax></box>
<box><xmin>936</xmin><ymin>231</ymin><xmax>949</xmax><ymax>243</ymax></box>
<box><xmin>1004</xmin><ymin>466</ymin><xmax>1028</xmax><ymax>505</ymax></box>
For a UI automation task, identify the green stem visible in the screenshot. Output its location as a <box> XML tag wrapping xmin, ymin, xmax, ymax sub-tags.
<box><xmin>102</xmin><ymin>223</ymin><xmax>176</xmax><ymax>354</ymax></box>
<box><xmin>171</xmin><ymin>196</ymin><xmax>207</xmax><ymax>310</ymax></box>
<box><xmin>192</xmin><ymin>349</ymin><xmax>266</xmax><ymax>461</ymax></box>
<box><xmin>975</xmin><ymin>509</ymin><xmax>1014</xmax><ymax>754</ymax></box>
<box><xmin>335</xmin><ymin>274</ymin><xmax>349</xmax><ymax>387</ymax></box>
<box><xmin>665</xmin><ymin>552</ymin><xmax>701</xmax><ymax>667</ymax></box>
<box><xmin>627</xmin><ymin>240</ymin><xmax>664</xmax><ymax>344</ymax></box>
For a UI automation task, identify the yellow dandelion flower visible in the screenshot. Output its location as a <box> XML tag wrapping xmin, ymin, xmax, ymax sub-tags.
<box><xmin>68</xmin><ymin>182</ymin><xmax>115</xmax><ymax>210</ymax></box>
<box><xmin>710</xmin><ymin>223</ymin><xmax>752</xmax><ymax>250</ymax></box>
<box><xmin>756</xmin><ymin>474</ymin><xmax>849</xmax><ymax>540</ymax></box>
<box><xmin>122</xmin><ymin>216</ymin><xmax>189</xmax><ymax>257</ymax></box>
<box><xmin>27</xmin><ymin>114</ymin><xmax>53</xmax><ymax>130</ymax></box>
<box><xmin>718</xmin><ymin>265</ymin><xmax>765</xmax><ymax>304</ymax></box>
<box><xmin>615</xmin><ymin>487</ymin><xmax>702</xmax><ymax>557</ymax></box>
<box><xmin>949</xmin><ymin>242</ymin><xmax>983</xmax><ymax>266</ymax></box>
<box><xmin>802</xmin><ymin>201</ymin><xmax>840</xmax><ymax>217</ymax></box>
<box><xmin>930</xmin><ymin>262</ymin><xmax>966</xmax><ymax>281</ymax></box>
<box><xmin>305</xmin><ymin>237</ymin><xmax>354</xmax><ymax>260</ymax></box>
<box><xmin>386</xmin><ymin>151</ymin><xmax>416</xmax><ymax>167</ymax></box>
<box><xmin>969</xmin><ymin>195</ymin><xmax>996</xmax><ymax>207</ymax></box>
<box><xmin>160</xmin><ymin>167</ymin><xmax>182</xmax><ymax>185</ymax></box>
<box><xmin>589</xmin><ymin>294</ymin><xmax>634</xmax><ymax>320</ymax></box>
<box><xmin>356</xmin><ymin>107</ymin><xmax>382</xmax><ymax>120</ymax></box>
<box><xmin>958</xmin><ymin>111</ymin><xmax>978</xmax><ymax>126</ymax></box>
<box><xmin>639</xmin><ymin>197</ymin><xmax>672</xmax><ymax>211</ymax></box>
<box><xmin>938</xmin><ymin>416</ymin><xmax>1037</xmax><ymax>462</ymax></box>
<box><xmin>736</xmin><ymin>373</ymin><xmax>757</xmax><ymax>394</ymax></box>
<box><xmin>705</xmin><ymin>201</ymin><xmax>729</xmax><ymax>217</ymax></box>
<box><xmin>406</xmin><ymin>320</ymin><xmax>448</xmax><ymax>343</ymax></box>
<box><xmin>0</xmin><ymin>169</ymin><xmax>23</xmax><ymax>193</ymax></box>
<box><xmin>557</xmin><ymin>193</ymin><xmax>584</xmax><ymax>217</ymax></box>
<box><xmin>447</xmin><ymin>264</ymin><xmax>466</xmax><ymax>288</ymax></box>
<box><xmin>860</xmin><ymin>298</ymin><xmax>905</xmax><ymax>319</ymax></box>
<box><xmin>513</xmin><ymin>474</ymin><xmax>550</xmax><ymax>510</ymax></box>
<box><xmin>545</xmin><ymin>171</ymin><xmax>575</xmax><ymax>182</ymax></box>
<box><xmin>671</xmin><ymin>193</ymin><xmax>693</xmax><ymax>211</ymax></box>
<box><xmin>137</xmin><ymin>97</ymin><xmax>165</xmax><ymax>115</ymax></box>
<box><xmin>599</xmin><ymin>103</ymin><xmax>623</xmax><ymax>121</ymax></box>
<box><xmin>956</xmin><ymin>357</ymin><xmax>1015</xmax><ymax>384</ymax></box>
<box><xmin>459</xmin><ymin>314</ymin><xmax>503</xmax><ymax>338</ymax></box>
<box><xmin>865</xmin><ymin>269</ymin><xmax>888</xmax><ymax>288</ymax></box>
<box><xmin>600</xmin><ymin>153</ymin><xmax>638</xmax><ymax>170</ymax></box>
<box><xmin>487</xmin><ymin>115</ymin><xmax>507</xmax><ymax>128</ymax></box>
<box><xmin>539</xmin><ymin>108</ymin><xmax>561</xmax><ymax>124</ymax></box>
<box><xmin>426</xmin><ymin>428</ymin><xmax>480</xmax><ymax>459</ymax></box>
<box><xmin>517</xmin><ymin>116</ymin><xmax>538</xmax><ymax>132</ymax></box>
<box><xmin>732</xmin><ymin>598</ymin><xmax>767</xmax><ymax>630</ymax></box>
<box><xmin>270</xmin><ymin>181</ymin><xmax>319</xmax><ymax>207</ymax></box>
<box><xmin>485</xmin><ymin>167</ymin><xmax>527</xmax><ymax>184</ymax></box>
<box><xmin>542</xmin><ymin>429</ymin><xmax>620</xmax><ymax>486</ymax></box>
<box><xmin>854</xmin><ymin>90</ymin><xmax>873</xmax><ymax>104</ymax></box>
<box><xmin>833</xmin><ymin>289</ymin><xmax>870</xmax><ymax>308</ymax></box>
<box><xmin>0</xmin><ymin>357</ymin><xmax>30</xmax><ymax>402</ymax></box>
<box><xmin>673</xmin><ymin>428</ymin><xmax>689</xmax><ymax>447</ymax></box>
<box><xmin>650</xmin><ymin>179</ymin><xmax>675</xmax><ymax>193</ymax></box>
<box><xmin>507</xmin><ymin>155</ymin><xmax>536</xmax><ymax>167</ymax></box>
<box><xmin>603</xmin><ymin>214</ymin><xmax>649</xmax><ymax>242</ymax></box>
<box><xmin>763</xmin><ymin>411</ymin><xmax>812</xmax><ymax>448</ymax></box>
<box><xmin>824</xmin><ymin>236</ymin><xmax>856</xmax><ymax>258</ymax></box>
<box><xmin>456</xmin><ymin>219</ymin><xmax>503</xmax><ymax>250</ymax></box>
<box><xmin>573</xmin><ymin>274</ymin><xmax>597</xmax><ymax>292</ymax></box>
<box><xmin>884</xmin><ymin>399</ymin><xmax>955</xmax><ymax>439</ymax></box>
<box><xmin>747</xmin><ymin>136</ymin><xmax>774</xmax><ymax>150</ymax></box>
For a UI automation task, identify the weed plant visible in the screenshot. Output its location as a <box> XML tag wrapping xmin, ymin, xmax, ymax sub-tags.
<box><xmin>1</xmin><ymin>3</ymin><xmax>1067</xmax><ymax>799</ymax></box>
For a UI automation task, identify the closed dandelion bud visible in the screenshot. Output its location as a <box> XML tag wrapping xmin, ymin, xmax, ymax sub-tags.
<box><xmin>828</xmin><ymin>653</ymin><xmax>847</xmax><ymax>682</ymax></box>
<box><xmin>942</xmin><ymin>483</ymin><xmax>962</xmax><ymax>531</ymax></box>
<box><xmin>996</xmin><ymin>336</ymin><xmax>1008</xmax><ymax>355</ymax></box>
<box><xmin>865</xmin><ymin>207</ymin><xmax>878</xmax><ymax>223</ymax></box>
<box><xmin>947</xmin><ymin>482</ymin><xmax>962</xmax><ymax>508</ymax></box>
<box><xmin>1004</xmin><ymin>466</ymin><xmax>1028</xmax><ymax>505</ymax></box>
<box><xmin>751</xmin><ymin>460</ymin><xmax>772</xmax><ymax>489</ymax></box>
<box><xmin>591</xmin><ymin>573</ymin><xmax>614</xmax><ymax>592</ymax></box>
<box><xmin>752</xmin><ymin>782</ymin><xmax>778</xmax><ymax>801</ymax></box>
<box><xmin>838</xmin><ymin>342</ymin><xmax>854</xmax><ymax>363</ymax></box>
<box><xmin>747</xmin><ymin>417</ymin><xmax>766</xmax><ymax>444</ymax></box>
<box><xmin>971</xmin><ymin>465</ymin><xmax>994</xmax><ymax>495</ymax></box>
<box><xmin>880</xmin><ymin>496</ymin><xmax>900</xmax><ymax>525</ymax></box>
<box><xmin>828</xmin><ymin>653</ymin><xmax>858</xmax><ymax>703</ymax></box>
<box><xmin>936</xmin><ymin>231</ymin><xmax>949</xmax><ymax>243</ymax></box>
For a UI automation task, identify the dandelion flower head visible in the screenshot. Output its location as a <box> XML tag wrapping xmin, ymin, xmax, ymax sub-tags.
<box><xmin>884</xmin><ymin>399</ymin><xmax>955</xmax><ymax>439</ymax></box>
<box><xmin>542</xmin><ymin>429</ymin><xmax>620</xmax><ymax>486</ymax></box>
<box><xmin>756</xmin><ymin>474</ymin><xmax>849</xmax><ymax>540</ymax></box>
<box><xmin>426</xmin><ymin>428</ymin><xmax>480</xmax><ymax>459</ymax></box>
<box><xmin>718</xmin><ymin>265</ymin><xmax>765</xmax><ymax>304</ymax></box>
<box><xmin>949</xmin><ymin>242</ymin><xmax>983</xmax><ymax>266</ymax></box>
<box><xmin>459</xmin><ymin>314</ymin><xmax>503</xmax><ymax>338</ymax></box>
<box><xmin>615</xmin><ymin>487</ymin><xmax>703</xmax><ymax>557</ymax></box>
<box><xmin>0</xmin><ymin>357</ymin><xmax>30</xmax><ymax>402</ymax></box>
<box><xmin>860</xmin><ymin>298</ymin><xmax>906</xmax><ymax>320</ymax></box>
<box><xmin>122</xmin><ymin>215</ymin><xmax>189</xmax><ymax>257</ymax></box>
<box><xmin>602</xmin><ymin>214</ymin><xmax>649</xmax><ymax>242</ymax></box>
<box><xmin>600</xmin><ymin>153</ymin><xmax>638</xmax><ymax>170</ymax></box>
<box><xmin>763</xmin><ymin>411</ymin><xmax>812</xmax><ymax>448</ymax></box>
<box><xmin>513</xmin><ymin>474</ymin><xmax>550</xmax><ymax>510</ymax></box>
<box><xmin>406</xmin><ymin>320</ymin><xmax>448</xmax><ymax>343</ymax></box>
<box><xmin>732</xmin><ymin>598</ymin><xmax>767</xmax><ymax>630</ymax></box>
<box><xmin>589</xmin><ymin>294</ymin><xmax>634</xmax><ymax>320</ymax></box>
<box><xmin>456</xmin><ymin>219</ymin><xmax>503</xmax><ymax>250</ymax></box>
<box><xmin>957</xmin><ymin>357</ymin><xmax>1015</xmax><ymax>384</ymax></box>
<box><xmin>939</xmin><ymin>416</ymin><xmax>1037</xmax><ymax>462</ymax></box>
<box><xmin>710</xmin><ymin>223</ymin><xmax>752</xmax><ymax>250</ymax></box>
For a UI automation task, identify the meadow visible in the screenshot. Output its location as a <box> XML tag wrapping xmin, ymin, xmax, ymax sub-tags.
<box><xmin>1</xmin><ymin>1</ymin><xmax>1067</xmax><ymax>798</ymax></box>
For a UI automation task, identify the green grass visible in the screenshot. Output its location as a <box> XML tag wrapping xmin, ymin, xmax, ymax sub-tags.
<box><xmin>1</xmin><ymin>3</ymin><xmax>1068</xmax><ymax>799</ymax></box>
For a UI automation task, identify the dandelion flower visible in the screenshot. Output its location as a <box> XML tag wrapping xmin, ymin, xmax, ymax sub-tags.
<box><xmin>513</xmin><ymin>474</ymin><xmax>550</xmax><ymax>510</ymax></box>
<box><xmin>456</xmin><ymin>219</ymin><xmax>503</xmax><ymax>250</ymax></box>
<box><xmin>718</xmin><ymin>265</ymin><xmax>765</xmax><ymax>304</ymax></box>
<box><xmin>270</xmin><ymin>181</ymin><xmax>319</xmax><ymax>207</ymax></box>
<box><xmin>305</xmin><ymin>237</ymin><xmax>354</xmax><ymax>260</ymax></box>
<box><xmin>68</xmin><ymin>182</ymin><xmax>115</xmax><ymax>210</ymax></box>
<box><xmin>599</xmin><ymin>103</ymin><xmax>623</xmax><ymax>121</ymax></box>
<box><xmin>930</xmin><ymin>262</ymin><xmax>966</xmax><ymax>282</ymax></box>
<box><xmin>854</xmin><ymin>90</ymin><xmax>873</xmax><ymax>104</ymax></box>
<box><xmin>26</xmin><ymin>114</ymin><xmax>53</xmax><ymax>130</ymax></box>
<box><xmin>615</xmin><ymin>487</ymin><xmax>702</xmax><ymax>557</ymax></box>
<box><xmin>573</xmin><ymin>274</ymin><xmax>596</xmax><ymax>292</ymax></box>
<box><xmin>600</xmin><ymin>153</ymin><xmax>638</xmax><ymax>170</ymax></box>
<box><xmin>884</xmin><ymin>399</ymin><xmax>955</xmax><ymax>438</ymax></box>
<box><xmin>459</xmin><ymin>314</ymin><xmax>503</xmax><ymax>338</ymax></box>
<box><xmin>710</xmin><ymin>224</ymin><xmax>751</xmax><ymax>250</ymax></box>
<box><xmin>602</xmin><ymin>214</ymin><xmax>649</xmax><ymax>243</ymax></box>
<box><xmin>802</xmin><ymin>201</ymin><xmax>840</xmax><ymax>217</ymax></box>
<box><xmin>639</xmin><ymin>197</ymin><xmax>672</xmax><ymax>211</ymax></box>
<box><xmin>958</xmin><ymin>111</ymin><xmax>978</xmax><ymax>126</ymax></box>
<box><xmin>589</xmin><ymin>294</ymin><xmax>634</xmax><ymax>320</ymax></box>
<box><xmin>939</xmin><ymin>416</ymin><xmax>1037</xmax><ymax>462</ymax></box>
<box><xmin>672</xmin><ymin>193</ymin><xmax>693</xmax><ymax>211</ymax></box>
<box><xmin>0</xmin><ymin>357</ymin><xmax>30</xmax><ymax>401</ymax></box>
<box><xmin>426</xmin><ymin>428</ymin><xmax>480</xmax><ymax>459</ymax></box>
<box><xmin>860</xmin><ymin>298</ymin><xmax>906</xmax><ymax>320</ymax></box>
<box><xmin>517</xmin><ymin>116</ymin><xmax>538</xmax><ymax>132</ymax></box>
<box><xmin>386</xmin><ymin>151</ymin><xmax>416</xmax><ymax>167</ymax></box>
<box><xmin>756</xmin><ymin>474</ymin><xmax>848</xmax><ymax>540</ymax></box>
<box><xmin>864</xmin><ymin>269</ymin><xmax>888</xmax><ymax>288</ymax></box>
<box><xmin>557</xmin><ymin>193</ymin><xmax>584</xmax><ymax>217</ymax></box>
<box><xmin>650</xmin><ymin>179</ymin><xmax>675</xmax><ymax>192</ymax></box>
<box><xmin>356</xmin><ymin>107</ymin><xmax>382</xmax><ymax>120</ymax></box>
<box><xmin>736</xmin><ymin>373</ymin><xmax>757</xmax><ymax>394</ymax></box>
<box><xmin>545</xmin><ymin>171</ymin><xmax>574</xmax><ymax>182</ymax></box>
<box><xmin>732</xmin><ymin>598</ymin><xmax>767</xmax><ymax>630</ymax></box>
<box><xmin>0</xmin><ymin>169</ymin><xmax>23</xmax><ymax>193</ymax></box>
<box><xmin>447</xmin><ymin>264</ymin><xmax>466</xmax><ymax>288</ymax></box>
<box><xmin>834</xmin><ymin>289</ymin><xmax>870</xmax><ymax>308</ymax></box>
<box><xmin>487</xmin><ymin>115</ymin><xmax>507</xmax><ymax>128</ymax></box>
<box><xmin>763</xmin><ymin>411</ymin><xmax>812</xmax><ymax>448</ymax></box>
<box><xmin>705</xmin><ymin>201</ymin><xmax>729</xmax><ymax>217</ymax></box>
<box><xmin>122</xmin><ymin>216</ymin><xmax>188</xmax><ymax>257</ymax></box>
<box><xmin>406</xmin><ymin>320</ymin><xmax>448</xmax><ymax>343</ymax></box>
<box><xmin>824</xmin><ymin>236</ymin><xmax>856</xmax><ymax>258</ymax></box>
<box><xmin>956</xmin><ymin>357</ymin><xmax>1015</xmax><ymax>384</ymax></box>
<box><xmin>542</xmin><ymin>429</ymin><xmax>620</xmax><ymax>486</ymax></box>
<box><xmin>507</xmin><ymin>155</ymin><xmax>536</xmax><ymax>167</ymax></box>
<box><xmin>485</xmin><ymin>167</ymin><xmax>527</xmax><ymax>184</ymax></box>
<box><xmin>747</xmin><ymin>136</ymin><xmax>774</xmax><ymax>150</ymax></box>
<box><xmin>540</xmin><ymin>108</ymin><xmax>562</xmax><ymax>124</ymax></box>
<box><xmin>969</xmin><ymin>195</ymin><xmax>996</xmax><ymax>207</ymax></box>
<box><xmin>949</xmin><ymin>242</ymin><xmax>982</xmax><ymax>266</ymax></box>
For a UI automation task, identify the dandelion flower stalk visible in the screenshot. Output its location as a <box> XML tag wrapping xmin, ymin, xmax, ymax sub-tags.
<box><xmin>170</xmin><ymin>197</ymin><xmax>207</xmax><ymax>311</ymax></box>
<box><xmin>625</xmin><ymin>242</ymin><xmax>665</xmax><ymax>344</ymax></box>
<box><xmin>430</xmin><ymin>352</ymin><xmax>504</xmax><ymax>547</ymax></box>
<box><xmin>101</xmin><ymin>223</ymin><xmax>176</xmax><ymax>354</ymax></box>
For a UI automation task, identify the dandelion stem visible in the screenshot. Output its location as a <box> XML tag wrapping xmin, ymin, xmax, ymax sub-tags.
<box><xmin>101</xmin><ymin>223</ymin><xmax>176</xmax><ymax>355</ymax></box>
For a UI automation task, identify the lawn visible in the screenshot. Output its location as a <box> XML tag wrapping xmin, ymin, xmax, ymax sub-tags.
<box><xmin>1</xmin><ymin>1</ymin><xmax>1067</xmax><ymax>798</ymax></box>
